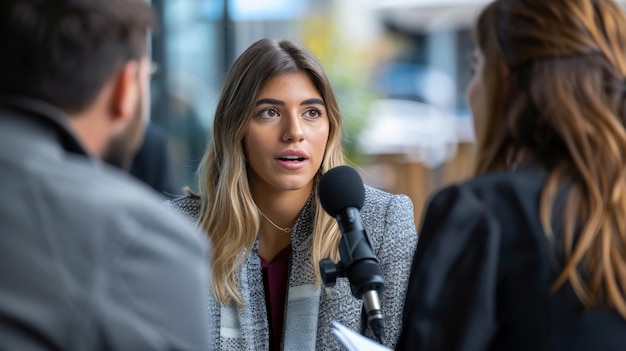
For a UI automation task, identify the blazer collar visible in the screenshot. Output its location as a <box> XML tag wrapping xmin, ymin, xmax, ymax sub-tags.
<box><xmin>0</xmin><ymin>95</ymin><xmax>89</xmax><ymax>156</ymax></box>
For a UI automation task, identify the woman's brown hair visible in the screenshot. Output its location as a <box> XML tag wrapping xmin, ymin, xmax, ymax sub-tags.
<box><xmin>474</xmin><ymin>0</ymin><xmax>626</xmax><ymax>317</ymax></box>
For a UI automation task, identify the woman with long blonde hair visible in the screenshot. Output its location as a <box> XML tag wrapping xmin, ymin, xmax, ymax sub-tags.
<box><xmin>398</xmin><ymin>0</ymin><xmax>626</xmax><ymax>350</ymax></box>
<box><xmin>167</xmin><ymin>38</ymin><xmax>417</xmax><ymax>350</ymax></box>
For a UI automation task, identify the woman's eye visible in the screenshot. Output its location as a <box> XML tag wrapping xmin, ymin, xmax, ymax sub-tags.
<box><xmin>257</xmin><ymin>107</ymin><xmax>279</xmax><ymax>119</ymax></box>
<box><xmin>305</xmin><ymin>108</ymin><xmax>322</xmax><ymax>119</ymax></box>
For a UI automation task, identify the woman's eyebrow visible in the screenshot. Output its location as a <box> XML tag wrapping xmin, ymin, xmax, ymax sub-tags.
<box><xmin>256</xmin><ymin>98</ymin><xmax>284</xmax><ymax>106</ymax></box>
<box><xmin>301</xmin><ymin>98</ymin><xmax>324</xmax><ymax>106</ymax></box>
<box><xmin>255</xmin><ymin>98</ymin><xmax>325</xmax><ymax>106</ymax></box>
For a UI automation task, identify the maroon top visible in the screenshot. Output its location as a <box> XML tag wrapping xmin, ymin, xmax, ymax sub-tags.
<box><xmin>259</xmin><ymin>245</ymin><xmax>291</xmax><ymax>351</ymax></box>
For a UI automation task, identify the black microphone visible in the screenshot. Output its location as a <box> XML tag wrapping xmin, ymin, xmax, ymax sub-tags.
<box><xmin>317</xmin><ymin>165</ymin><xmax>386</xmax><ymax>345</ymax></box>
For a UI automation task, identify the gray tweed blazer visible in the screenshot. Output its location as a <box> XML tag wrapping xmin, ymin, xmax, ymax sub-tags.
<box><xmin>166</xmin><ymin>185</ymin><xmax>417</xmax><ymax>350</ymax></box>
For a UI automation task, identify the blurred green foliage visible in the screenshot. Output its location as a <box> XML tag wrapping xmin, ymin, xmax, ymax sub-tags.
<box><xmin>300</xmin><ymin>14</ymin><xmax>379</xmax><ymax>166</ymax></box>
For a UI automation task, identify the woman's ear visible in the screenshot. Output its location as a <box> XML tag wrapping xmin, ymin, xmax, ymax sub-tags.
<box><xmin>109</xmin><ymin>60</ymin><xmax>140</xmax><ymax>126</ymax></box>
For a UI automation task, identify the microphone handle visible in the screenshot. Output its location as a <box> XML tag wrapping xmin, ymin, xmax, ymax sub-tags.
<box><xmin>363</xmin><ymin>290</ymin><xmax>386</xmax><ymax>345</ymax></box>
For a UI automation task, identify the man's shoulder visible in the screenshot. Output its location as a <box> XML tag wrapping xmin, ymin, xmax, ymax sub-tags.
<box><xmin>0</xmin><ymin>110</ymin><xmax>197</xmax><ymax>240</ymax></box>
<box><xmin>50</xmin><ymin>156</ymin><xmax>162</xmax><ymax>206</ymax></box>
<box><xmin>2</xmin><ymin>148</ymin><xmax>205</xmax><ymax>261</ymax></box>
<box><xmin>33</xmin><ymin>153</ymin><xmax>195</xmax><ymax>234</ymax></box>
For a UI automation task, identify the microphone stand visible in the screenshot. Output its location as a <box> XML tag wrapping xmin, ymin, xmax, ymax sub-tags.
<box><xmin>319</xmin><ymin>207</ymin><xmax>386</xmax><ymax>345</ymax></box>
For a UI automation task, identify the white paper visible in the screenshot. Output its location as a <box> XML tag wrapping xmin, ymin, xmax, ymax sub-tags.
<box><xmin>331</xmin><ymin>321</ymin><xmax>392</xmax><ymax>351</ymax></box>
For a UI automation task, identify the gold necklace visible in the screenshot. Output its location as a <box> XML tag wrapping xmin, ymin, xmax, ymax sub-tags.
<box><xmin>258</xmin><ymin>209</ymin><xmax>293</xmax><ymax>233</ymax></box>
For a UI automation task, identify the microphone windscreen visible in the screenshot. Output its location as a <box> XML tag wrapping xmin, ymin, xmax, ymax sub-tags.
<box><xmin>318</xmin><ymin>165</ymin><xmax>365</xmax><ymax>216</ymax></box>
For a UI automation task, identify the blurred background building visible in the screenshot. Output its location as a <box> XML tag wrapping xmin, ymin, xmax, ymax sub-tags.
<box><xmin>145</xmin><ymin>0</ymin><xmax>496</xmax><ymax>222</ymax></box>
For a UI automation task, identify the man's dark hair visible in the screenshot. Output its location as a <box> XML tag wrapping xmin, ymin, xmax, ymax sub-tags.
<box><xmin>0</xmin><ymin>0</ymin><xmax>156</xmax><ymax>114</ymax></box>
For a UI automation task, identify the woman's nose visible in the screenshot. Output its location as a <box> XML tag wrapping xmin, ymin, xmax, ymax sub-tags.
<box><xmin>282</xmin><ymin>115</ymin><xmax>305</xmax><ymax>142</ymax></box>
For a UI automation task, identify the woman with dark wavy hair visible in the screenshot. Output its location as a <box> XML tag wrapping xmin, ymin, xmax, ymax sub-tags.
<box><xmin>398</xmin><ymin>0</ymin><xmax>626</xmax><ymax>350</ymax></box>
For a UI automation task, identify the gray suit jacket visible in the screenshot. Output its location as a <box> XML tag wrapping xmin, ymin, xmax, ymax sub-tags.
<box><xmin>166</xmin><ymin>186</ymin><xmax>417</xmax><ymax>350</ymax></box>
<box><xmin>0</xmin><ymin>98</ymin><xmax>211</xmax><ymax>350</ymax></box>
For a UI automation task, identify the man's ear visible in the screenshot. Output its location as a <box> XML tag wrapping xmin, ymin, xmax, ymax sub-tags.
<box><xmin>109</xmin><ymin>61</ymin><xmax>139</xmax><ymax>125</ymax></box>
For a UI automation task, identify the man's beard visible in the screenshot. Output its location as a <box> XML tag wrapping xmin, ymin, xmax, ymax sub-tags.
<box><xmin>102</xmin><ymin>93</ymin><xmax>146</xmax><ymax>171</ymax></box>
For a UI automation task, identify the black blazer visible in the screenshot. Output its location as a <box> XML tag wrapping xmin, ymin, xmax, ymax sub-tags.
<box><xmin>397</xmin><ymin>163</ymin><xmax>626</xmax><ymax>351</ymax></box>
